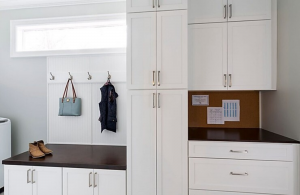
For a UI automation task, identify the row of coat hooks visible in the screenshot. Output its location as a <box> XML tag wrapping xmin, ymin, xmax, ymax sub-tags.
<box><xmin>49</xmin><ymin>71</ymin><xmax>111</xmax><ymax>81</ymax></box>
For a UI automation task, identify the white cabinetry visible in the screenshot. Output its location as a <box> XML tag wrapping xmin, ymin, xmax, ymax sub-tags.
<box><xmin>63</xmin><ymin>168</ymin><xmax>126</xmax><ymax>195</ymax></box>
<box><xmin>4</xmin><ymin>165</ymin><xmax>62</xmax><ymax>195</ymax></box>
<box><xmin>127</xmin><ymin>0</ymin><xmax>187</xmax><ymax>13</ymax></box>
<box><xmin>188</xmin><ymin>0</ymin><xmax>271</xmax><ymax>24</ymax></box>
<box><xmin>127</xmin><ymin>10</ymin><xmax>187</xmax><ymax>90</ymax></box>
<box><xmin>127</xmin><ymin>90</ymin><xmax>187</xmax><ymax>195</ymax></box>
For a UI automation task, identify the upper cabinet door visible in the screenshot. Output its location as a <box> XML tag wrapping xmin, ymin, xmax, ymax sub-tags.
<box><xmin>188</xmin><ymin>0</ymin><xmax>228</xmax><ymax>24</ymax></box>
<box><xmin>157</xmin><ymin>0</ymin><xmax>187</xmax><ymax>11</ymax></box>
<box><xmin>94</xmin><ymin>170</ymin><xmax>126</xmax><ymax>195</ymax></box>
<box><xmin>4</xmin><ymin>165</ymin><xmax>32</xmax><ymax>195</ymax></box>
<box><xmin>127</xmin><ymin>13</ymin><xmax>157</xmax><ymax>90</ymax></box>
<box><xmin>189</xmin><ymin>23</ymin><xmax>228</xmax><ymax>90</ymax></box>
<box><xmin>157</xmin><ymin>90</ymin><xmax>188</xmax><ymax>195</ymax></box>
<box><xmin>127</xmin><ymin>90</ymin><xmax>157</xmax><ymax>195</ymax></box>
<box><xmin>63</xmin><ymin>168</ymin><xmax>94</xmax><ymax>195</ymax></box>
<box><xmin>127</xmin><ymin>0</ymin><xmax>156</xmax><ymax>13</ymax></box>
<box><xmin>228</xmin><ymin>0</ymin><xmax>271</xmax><ymax>22</ymax></box>
<box><xmin>157</xmin><ymin>10</ymin><xmax>187</xmax><ymax>89</ymax></box>
<box><xmin>32</xmin><ymin>167</ymin><xmax>62</xmax><ymax>195</ymax></box>
<box><xmin>228</xmin><ymin>21</ymin><xmax>272</xmax><ymax>90</ymax></box>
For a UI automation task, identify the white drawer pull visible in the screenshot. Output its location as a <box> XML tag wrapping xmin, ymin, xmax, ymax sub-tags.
<box><xmin>230</xmin><ymin>150</ymin><xmax>248</xmax><ymax>153</ymax></box>
<box><xmin>230</xmin><ymin>172</ymin><xmax>248</xmax><ymax>176</ymax></box>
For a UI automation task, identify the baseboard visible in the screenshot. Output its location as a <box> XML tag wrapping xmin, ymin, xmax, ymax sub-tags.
<box><xmin>0</xmin><ymin>187</ymin><xmax>4</xmax><ymax>193</ymax></box>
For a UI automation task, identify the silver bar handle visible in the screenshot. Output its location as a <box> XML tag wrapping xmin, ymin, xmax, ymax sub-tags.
<box><xmin>229</xmin><ymin>4</ymin><xmax>232</xmax><ymax>18</ymax></box>
<box><xmin>27</xmin><ymin>169</ymin><xmax>31</xmax><ymax>183</ymax></box>
<box><xmin>229</xmin><ymin>74</ymin><xmax>232</xmax><ymax>87</ymax></box>
<box><xmin>158</xmin><ymin>71</ymin><xmax>161</xmax><ymax>86</ymax></box>
<box><xmin>158</xmin><ymin>93</ymin><xmax>161</xmax><ymax>108</ymax></box>
<box><xmin>230</xmin><ymin>150</ymin><xmax>248</xmax><ymax>153</ymax></box>
<box><xmin>32</xmin><ymin>169</ymin><xmax>35</xmax><ymax>184</ymax></box>
<box><xmin>158</xmin><ymin>0</ymin><xmax>160</xmax><ymax>8</ymax></box>
<box><xmin>94</xmin><ymin>173</ymin><xmax>97</xmax><ymax>188</ymax></box>
<box><xmin>153</xmin><ymin>71</ymin><xmax>156</xmax><ymax>86</ymax></box>
<box><xmin>153</xmin><ymin>93</ymin><xmax>156</xmax><ymax>108</ymax></box>
<box><xmin>89</xmin><ymin>172</ymin><xmax>92</xmax><ymax>187</ymax></box>
<box><xmin>230</xmin><ymin>172</ymin><xmax>248</xmax><ymax>176</ymax></box>
<box><xmin>224</xmin><ymin>74</ymin><xmax>227</xmax><ymax>87</ymax></box>
<box><xmin>153</xmin><ymin>0</ymin><xmax>155</xmax><ymax>8</ymax></box>
<box><xmin>224</xmin><ymin>5</ymin><xmax>227</xmax><ymax>19</ymax></box>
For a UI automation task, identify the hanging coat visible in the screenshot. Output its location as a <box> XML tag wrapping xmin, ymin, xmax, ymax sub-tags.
<box><xmin>99</xmin><ymin>83</ymin><xmax>118</xmax><ymax>133</ymax></box>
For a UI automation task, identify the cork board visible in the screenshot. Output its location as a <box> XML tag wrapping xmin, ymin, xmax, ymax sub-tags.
<box><xmin>189</xmin><ymin>91</ymin><xmax>259</xmax><ymax>128</ymax></box>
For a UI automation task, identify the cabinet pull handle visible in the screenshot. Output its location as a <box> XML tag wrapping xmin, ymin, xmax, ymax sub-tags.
<box><xmin>158</xmin><ymin>0</ymin><xmax>160</xmax><ymax>8</ymax></box>
<box><xmin>94</xmin><ymin>172</ymin><xmax>97</xmax><ymax>188</ymax></box>
<box><xmin>89</xmin><ymin>172</ymin><xmax>92</xmax><ymax>187</ymax></box>
<box><xmin>224</xmin><ymin>74</ymin><xmax>227</xmax><ymax>87</ymax></box>
<box><xmin>153</xmin><ymin>0</ymin><xmax>155</xmax><ymax>8</ymax></box>
<box><xmin>158</xmin><ymin>71</ymin><xmax>161</xmax><ymax>86</ymax></box>
<box><xmin>158</xmin><ymin>93</ymin><xmax>161</xmax><ymax>108</ymax></box>
<box><xmin>230</xmin><ymin>172</ymin><xmax>248</xmax><ymax>176</ymax></box>
<box><xmin>27</xmin><ymin>169</ymin><xmax>31</xmax><ymax>183</ymax></box>
<box><xmin>153</xmin><ymin>93</ymin><xmax>156</xmax><ymax>108</ymax></box>
<box><xmin>230</xmin><ymin>150</ymin><xmax>248</xmax><ymax>153</ymax></box>
<box><xmin>224</xmin><ymin>5</ymin><xmax>227</xmax><ymax>19</ymax></box>
<box><xmin>32</xmin><ymin>169</ymin><xmax>35</xmax><ymax>184</ymax></box>
<box><xmin>229</xmin><ymin>74</ymin><xmax>232</xmax><ymax>87</ymax></box>
<box><xmin>153</xmin><ymin>71</ymin><xmax>156</xmax><ymax>86</ymax></box>
<box><xmin>229</xmin><ymin>4</ymin><xmax>232</xmax><ymax>18</ymax></box>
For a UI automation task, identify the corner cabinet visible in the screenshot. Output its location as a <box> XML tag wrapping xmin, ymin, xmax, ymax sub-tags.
<box><xmin>127</xmin><ymin>10</ymin><xmax>187</xmax><ymax>90</ymax></box>
<box><xmin>127</xmin><ymin>0</ymin><xmax>187</xmax><ymax>13</ymax></box>
<box><xmin>4</xmin><ymin>165</ymin><xmax>62</xmax><ymax>195</ymax></box>
<box><xmin>127</xmin><ymin>90</ymin><xmax>188</xmax><ymax>195</ymax></box>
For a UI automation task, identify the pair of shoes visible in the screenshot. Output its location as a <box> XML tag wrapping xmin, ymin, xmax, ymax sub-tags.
<box><xmin>29</xmin><ymin>140</ymin><xmax>53</xmax><ymax>159</ymax></box>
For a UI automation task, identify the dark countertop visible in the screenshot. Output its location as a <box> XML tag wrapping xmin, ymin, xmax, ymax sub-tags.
<box><xmin>2</xmin><ymin>144</ymin><xmax>126</xmax><ymax>170</ymax></box>
<box><xmin>189</xmin><ymin>128</ymin><xmax>300</xmax><ymax>144</ymax></box>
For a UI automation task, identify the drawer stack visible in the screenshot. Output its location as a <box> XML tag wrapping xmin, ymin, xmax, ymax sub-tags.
<box><xmin>189</xmin><ymin>141</ymin><xmax>299</xmax><ymax>195</ymax></box>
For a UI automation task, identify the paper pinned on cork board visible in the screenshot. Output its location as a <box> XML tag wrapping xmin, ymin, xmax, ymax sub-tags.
<box><xmin>207</xmin><ymin>107</ymin><xmax>224</xmax><ymax>124</ymax></box>
<box><xmin>222</xmin><ymin>100</ymin><xmax>240</xmax><ymax>122</ymax></box>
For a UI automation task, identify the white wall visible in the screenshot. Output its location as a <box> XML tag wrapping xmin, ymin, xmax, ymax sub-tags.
<box><xmin>0</xmin><ymin>1</ymin><xmax>126</xmax><ymax>155</ymax></box>
<box><xmin>261</xmin><ymin>0</ymin><xmax>300</xmax><ymax>141</ymax></box>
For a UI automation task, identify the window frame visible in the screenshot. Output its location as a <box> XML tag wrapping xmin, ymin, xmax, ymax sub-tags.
<box><xmin>10</xmin><ymin>13</ymin><xmax>126</xmax><ymax>57</ymax></box>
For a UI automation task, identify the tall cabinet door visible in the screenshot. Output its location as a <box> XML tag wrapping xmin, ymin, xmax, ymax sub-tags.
<box><xmin>63</xmin><ymin>168</ymin><xmax>94</xmax><ymax>195</ymax></box>
<box><xmin>157</xmin><ymin>90</ymin><xmax>188</xmax><ymax>195</ymax></box>
<box><xmin>94</xmin><ymin>170</ymin><xmax>126</xmax><ymax>195</ymax></box>
<box><xmin>157</xmin><ymin>0</ymin><xmax>187</xmax><ymax>11</ymax></box>
<box><xmin>127</xmin><ymin>12</ymin><xmax>157</xmax><ymax>89</ymax></box>
<box><xmin>228</xmin><ymin>0</ymin><xmax>271</xmax><ymax>22</ymax></box>
<box><xmin>228</xmin><ymin>21</ymin><xmax>272</xmax><ymax>90</ymax></box>
<box><xmin>127</xmin><ymin>0</ymin><xmax>156</xmax><ymax>13</ymax></box>
<box><xmin>127</xmin><ymin>90</ymin><xmax>157</xmax><ymax>195</ymax></box>
<box><xmin>4</xmin><ymin>165</ymin><xmax>32</xmax><ymax>195</ymax></box>
<box><xmin>32</xmin><ymin>167</ymin><xmax>62</xmax><ymax>195</ymax></box>
<box><xmin>188</xmin><ymin>0</ymin><xmax>228</xmax><ymax>24</ymax></box>
<box><xmin>188</xmin><ymin>23</ymin><xmax>228</xmax><ymax>90</ymax></box>
<box><xmin>157</xmin><ymin>10</ymin><xmax>187</xmax><ymax>89</ymax></box>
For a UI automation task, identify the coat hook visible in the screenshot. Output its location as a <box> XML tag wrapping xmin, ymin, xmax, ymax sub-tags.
<box><xmin>107</xmin><ymin>71</ymin><xmax>111</xmax><ymax>80</ymax></box>
<box><xmin>50</xmin><ymin>72</ymin><xmax>55</xmax><ymax>80</ymax></box>
<box><xmin>68</xmin><ymin>72</ymin><xmax>73</xmax><ymax>80</ymax></box>
<box><xmin>87</xmin><ymin>72</ymin><xmax>92</xmax><ymax>80</ymax></box>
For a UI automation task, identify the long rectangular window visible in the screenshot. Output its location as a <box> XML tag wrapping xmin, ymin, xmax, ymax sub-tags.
<box><xmin>11</xmin><ymin>14</ymin><xmax>126</xmax><ymax>57</ymax></box>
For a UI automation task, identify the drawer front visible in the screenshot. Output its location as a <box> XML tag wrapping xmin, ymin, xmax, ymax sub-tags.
<box><xmin>189</xmin><ymin>141</ymin><xmax>294</xmax><ymax>161</ymax></box>
<box><xmin>190</xmin><ymin>190</ymin><xmax>273</xmax><ymax>195</ymax></box>
<box><xmin>189</xmin><ymin>158</ymin><xmax>293</xmax><ymax>195</ymax></box>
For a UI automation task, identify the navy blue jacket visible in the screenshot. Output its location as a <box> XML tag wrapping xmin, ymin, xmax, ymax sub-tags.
<box><xmin>99</xmin><ymin>83</ymin><xmax>118</xmax><ymax>132</ymax></box>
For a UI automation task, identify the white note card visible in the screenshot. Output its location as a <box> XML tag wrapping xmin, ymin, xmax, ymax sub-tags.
<box><xmin>207</xmin><ymin>107</ymin><xmax>224</xmax><ymax>124</ymax></box>
<box><xmin>192</xmin><ymin>95</ymin><xmax>209</xmax><ymax>106</ymax></box>
<box><xmin>222</xmin><ymin>100</ymin><xmax>240</xmax><ymax>121</ymax></box>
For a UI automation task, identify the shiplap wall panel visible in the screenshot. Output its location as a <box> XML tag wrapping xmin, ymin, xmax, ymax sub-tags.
<box><xmin>47</xmin><ymin>54</ymin><xmax>126</xmax><ymax>145</ymax></box>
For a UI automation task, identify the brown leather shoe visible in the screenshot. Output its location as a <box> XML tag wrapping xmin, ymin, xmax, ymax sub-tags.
<box><xmin>29</xmin><ymin>143</ymin><xmax>45</xmax><ymax>158</ymax></box>
<box><xmin>36</xmin><ymin>140</ymin><xmax>53</xmax><ymax>155</ymax></box>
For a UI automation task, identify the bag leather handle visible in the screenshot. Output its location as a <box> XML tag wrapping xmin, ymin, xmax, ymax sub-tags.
<box><xmin>62</xmin><ymin>79</ymin><xmax>77</xmax><ymax>103</ymax></box>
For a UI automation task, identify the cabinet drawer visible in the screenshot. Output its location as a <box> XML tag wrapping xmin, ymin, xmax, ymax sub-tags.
<box><xmin>189</xmin><ymin>141</ymin><xmax>294</xmax><ymax>161</ymax></box>
<box><xmin>190</xmin><ymin>190</ymin><xmax>272</xmax><ymax>195</ymax></box>
<box><xmin>189</xmin><ymin>158</ymin><xmax>293</xmax><ymax>195</ymax></box>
